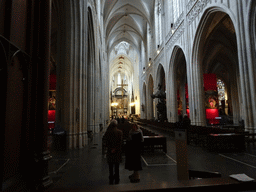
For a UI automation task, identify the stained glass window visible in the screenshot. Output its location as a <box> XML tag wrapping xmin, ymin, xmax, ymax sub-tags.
<box><xmin>155</xmin><ymin>0</ymin><xmax>162</xmax><ymax>47</ymax></box>
<box><xmin>173</xmin><ymin>0</ymin><xmax>181</xmax><ymax>22</ymax></box>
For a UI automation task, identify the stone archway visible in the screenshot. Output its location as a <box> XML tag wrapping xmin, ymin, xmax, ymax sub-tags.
<box><xmin>156</xmin><ymin>64</ymin><xmax>166</xmax><ymax>92</ymax></box>
<box><xmin>148</xmin><ymin>75</ymin><xmax>154</xmax><ymax>120</ymax></box>
<box><xmin>142</xmin><ymin>82</ymin><xmax>147</xmax><ymax>119</ymax></box>
<box><xmin>168</xmin><ymin>47</ymin><xmax>188</xmax><ymax>123</ymax></box>
<box><xmin>174</xmin><ymin>50</ymin><xmax>188</xmax><ymax>121</ymax></box>
<box><xmin>154</xmin><ymin>64</ymin><xmax>167</xmax><ymax>121</ymax></box>
<box><xmin>192</xmin><ymin>10</ymin><xmax>240</xmax><ymax>126</ymax></box>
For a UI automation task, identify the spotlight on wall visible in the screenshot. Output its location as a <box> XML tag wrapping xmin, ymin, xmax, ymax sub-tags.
<box><xmin>171</xmin><ymin>23</ymin><xmax>175</xmax><ymax>34</ymax></box>
<box><xmin>157</xmin><ymin>45</ymin><xmax>160</xmax><ymax>54</ymax></box>
<box><xmin>143</xmin><ymin>67</ymin><xmax>145</xmax><ymax>74</ymax></box>
<box><xmin>148</xmin><ymin>58</ymin><xmax>151</xmax><ymax>66</ymax></box>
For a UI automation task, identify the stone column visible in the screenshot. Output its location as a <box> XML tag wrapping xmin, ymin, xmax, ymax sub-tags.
<box><xmin>231</xmin><ymin>79</ymin><xmax>240</xmax><ymax>125</ymax></box>
<box><xmin>192</xmin><ymin>56</ymin><xmax>206</xmax><ymax>126</ymax></box>
<box><xmin>244</xmin><ymin>1</ymin><xmax>256</xmax><ymax>135</ymax></box>
<box><xmin>29</xmin><ymin>0</ymin><xmax>52</xmax><ymax>189</ymax></box>
<box><xmin>169</xmin><ymin>69</ymin><xmax>178</xmax><ymax>123</ymax></box>
<box><xmin>236</xmin><ymin>0</ymin><xmax>254</xmax><ymax>132</ymax></box>
<box><xmin>82</xmin><ymin>0</ymin><xmax>88</xmax><ymax>147</ymax></box>
<box><xmin>185</xmin><ymin>14</ymin><xmax>195</xmax><ymax>125</ymax></box>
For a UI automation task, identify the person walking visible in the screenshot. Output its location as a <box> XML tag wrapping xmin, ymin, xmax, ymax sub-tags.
<box><xmin>104</xmin><ymin>120</ymin><xmax>123</xmax><ymax>184</ymax></box>
<box><xmin>125</xmin><ymin>123</ymin><xmax>144</xmax><ymax>183</ymax></box>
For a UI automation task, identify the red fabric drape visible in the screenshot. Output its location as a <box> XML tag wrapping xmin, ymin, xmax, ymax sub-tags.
<box><xmin>48</xmin><ymin>110</ymin><xmax>55</xmax><ymax>121</ymax></box>
<box><xmin>204</xmin><ymin>74</ymin><xmax>217</xmax><ymax>91</ymax></box>
<box><xmin>206</xmin><ymin>109</ymin><xmax>219</xmax><ymax>124</ymax></box>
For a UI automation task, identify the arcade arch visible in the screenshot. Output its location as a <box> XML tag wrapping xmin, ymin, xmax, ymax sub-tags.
<box><xmin>148</xmin><ymin>75</ymin><xmax>154</xmax><ymax>120</ymax></box>
<box><xmin>156</xmin><ymin>64</ymin><xmax>166</xmax><ymax>92</ymax></box>
<box><xmin>168</xmin><ymin>47</ymin><xmax>188</xmax><ymax>123</ymax></box>
<box><xmin>142</xmin><ymin>82</ymin><xmax>147</xmax><ymax>119</ymax></box>
<box><xmin>154</xmin><ymin>64</ymin><xmax>167</xmax><ymax>121</ymax></box>
<box><xmin>192</xmin><ymin>10</ymin><xmax>240</xmax><ymax>126</ymax></box>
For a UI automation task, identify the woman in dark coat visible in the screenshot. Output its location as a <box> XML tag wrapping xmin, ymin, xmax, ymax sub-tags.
<box><xmin>125</xmin><ymin>123</ymin><xmax>144</xmax><ymax>183</ymax></box>
<box><xmin>104</xmin><ymin>120</ymin><xmax>123</xmax><ymax>184</ymax></box>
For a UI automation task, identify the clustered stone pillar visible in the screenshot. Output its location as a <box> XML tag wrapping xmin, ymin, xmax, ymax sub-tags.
<box><xmin>29</xmin><ymin>0</ymin><xmax>53</xmax><ymax>189</ymax></box>
<box><xmin>55</xmin><ymin>0</ymin><xmax>89</xmax><ymax>149</ymax></box>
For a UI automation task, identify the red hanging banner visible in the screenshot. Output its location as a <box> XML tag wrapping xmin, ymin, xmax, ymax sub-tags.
<box><xmin>204</xmin><ymin>74</ymin><xmax>217</xmax><ymax>91</ymax></box>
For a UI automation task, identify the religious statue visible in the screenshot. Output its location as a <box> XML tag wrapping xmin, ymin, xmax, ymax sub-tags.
<box><xmin>151</xmin><ymin>84</ymin><xmax>167</xmax><ymax>122</ymax></box>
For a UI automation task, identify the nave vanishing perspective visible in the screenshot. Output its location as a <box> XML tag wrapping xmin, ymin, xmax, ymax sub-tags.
<box><xmin>1</xmin><ymin>0</ymin><xmax>256</xmax><ymax>191</ymax></box>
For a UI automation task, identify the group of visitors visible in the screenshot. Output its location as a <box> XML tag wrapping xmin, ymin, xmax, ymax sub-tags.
<box><xmin>103</xmin><ymin>120</ymin><xmax>143</xmax><ymax>185</ymax></box>
<box><xmin>111</xmin><ymin>115</ymin><xmax>125</xmax><ymax>124</ymax></box>
<box><xmin>104</xmin><ymin>114</ymin><xmax>190</xmax><ymax>185</ymax></box>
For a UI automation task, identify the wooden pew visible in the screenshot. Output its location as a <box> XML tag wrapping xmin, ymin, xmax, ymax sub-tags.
<box><xmin>142</xmin><ymin>135</ymin><xmax>167</xmax><ymax>153</ymax></box>
<box><xmin>187</xmin><ymin>125</ymin><xmax>247</xmax><ymax>152</ymax></box>
<box><xmin>207</xmin><ymin>133</ymin><xmax>245</xmax><ymax>152</ymax></box>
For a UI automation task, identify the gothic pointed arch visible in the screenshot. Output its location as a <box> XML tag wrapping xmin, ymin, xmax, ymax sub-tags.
<box><xmin>142</xmin><ymin>82</ymin><xmax>147</xmax><ymax>119</ymax></box>
<box><xmin>148</xmin><ymin>74</ymin><xmax>154</xmax><ymax>120</ymax></box>
<box><xmin>156</xmin><ymin>63</ymin><xmax>165</xmax><ymax>92</ymax></box>
<box><xmin>192</xmin><ymin>8</ymin><xmax>240</xmax><ymax>126</ymax></box>
<box><xmin>168</xmin><ymin>46</ymin><xmax>188</xmax><ymax>122</ymax></box>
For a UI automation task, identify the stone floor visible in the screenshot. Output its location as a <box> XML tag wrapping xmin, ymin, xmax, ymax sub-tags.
<box><xmin>45</xmin><ymin>124</ymin><xmax>256</xmax><ymax>192</ymax></box>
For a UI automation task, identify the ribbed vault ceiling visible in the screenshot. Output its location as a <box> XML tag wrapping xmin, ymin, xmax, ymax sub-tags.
<box><xmin>102</xmin><ymin>0</ymin><xmax>154</xmax><ymax>83</ymax></box>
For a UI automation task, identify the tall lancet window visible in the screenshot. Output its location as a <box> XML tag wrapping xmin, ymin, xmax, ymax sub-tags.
<box><xmin>173</xmin><ymin>0</ymin><xmax>182</xmax><ymax>23</ymax></box>
<box><xmin>147</xmin><ymin>24</ymin><xmax>152</xmax><ymax>59</ymax></box>
<box><xmin>117</xmin><ymin>73</ymin><xmax>121</xmax><ymax>85</ymax></box>
<box><xmin>124</xmin><ymin>75</ymin><xmax>126</xmax><ymax>83</ymax></box>
<box><xmin>155</xmin><ymin>0</ymin><xmax>162</xmax><ymax>48</ymax></box>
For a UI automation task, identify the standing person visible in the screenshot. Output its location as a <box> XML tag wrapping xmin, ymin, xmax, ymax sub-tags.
<box><xmin>182</xmin><ymin>114</ymin><xmax>191</xmax><ymax>130</ymax></box>
<box><xmin>104</xmin><ymin>120</ymin><xmax>123</xmax><ymax>184</ymax></box>
<box><xmin>181</xmin><ymin>114</ymin><xmax>191</xmax><ymax>144</ymax></box>
<box><xmin>125</xmin><ymin>123</ymin><xmax>144</xmax><ymax>183</ymax></box>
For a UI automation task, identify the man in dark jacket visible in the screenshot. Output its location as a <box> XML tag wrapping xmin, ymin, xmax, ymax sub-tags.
<box><xmin>104</xmin><ymin>120</ymin><xmax>123</xmax><ymax>184</ymax></box>
<box><xmin>182</xmin><ymin>114</ymin><xmax>191</xmax><ymax>130</ymax></box>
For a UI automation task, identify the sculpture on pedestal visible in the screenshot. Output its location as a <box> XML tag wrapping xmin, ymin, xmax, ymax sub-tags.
<box><xmin>151</xmin><ymin>84</ymin><xmax>167</xmax><ymax>122</ymax></box>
